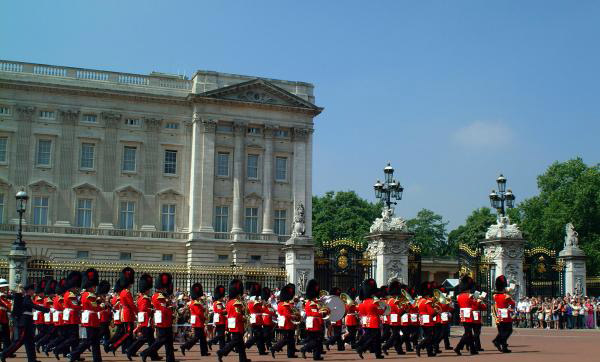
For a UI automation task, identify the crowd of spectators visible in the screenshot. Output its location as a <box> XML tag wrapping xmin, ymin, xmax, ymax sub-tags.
<box><xmin>515</xmin><ymin>295</ymin><xmax>600</xmax><ymax>329</ymax></box>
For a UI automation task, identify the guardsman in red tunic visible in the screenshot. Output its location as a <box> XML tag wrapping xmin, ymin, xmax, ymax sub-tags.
<box><xmin>356</xmin><ymin>278</ymin><xmax>384</xmax><ymax>359</ymax></box>
<box><xmin>44</xmin><ymin>278</ymin><xmax>67</xmax><ymax>355</ymax></box>
<box><xmin>454</xmin><ymin>275</ymin><xmax>477</xmax><ymax>356</ymax></box>
<box><xmin>32</xmin><ymin>278</ymin><xmax>48</xmax><ymax>347</ymax></box>
<box><xmin>95</xmin><ymin>281</ymin><xmax>111</xmax><ymax>351</ymax></box>
<box><xmin>325</xmin><ymin>287</ymin><xmax>344</xmax><ymax>351</ymax></box>
<box><xmin>68</xmin><ymin>268</ymin><xmax>101</xmax><ymax>362</ymax></box>
<box><xmin>261</xmin><ymin>287</ymin><xmax>276</xmax><ymax>350</ymax></box>
<box><xmin>244</xmin><ymin>283</ymin><xmax>267</xmax><ymax>355</ymax></box>
<box><xmin>271</xmin><ymin>283</ymin><xmax>298</xmax><ymax>358</ymax></box>
<box><xmin>53</xmin><ymin>271</ymin><xmax>82</xmax><ymax>359</ymax></box>
<box><xmin>180</xmin><ymin>282</ymin><xmax>210</xmax><ymax>357</ymax></box>
<box><xmin>110</xmin><ymin>267</ymin><xmax>137</xmax><ymax>355</ymax></box>
<box><xmin>492</xmin><ymin>275</ymin><xmax>515</xmax><ymax>353</ymax></box>
<box><xmin>471</xmin><ymin>290</ymin><xmax>487</xmax><ymax>352</ymax></box>
<box><xmin>301</xmin><ymin>279</ymin><xmax>329</xmax><ymax>360</ymax></box>
<box><xmin>126</xmin><ymin>274</ymin><xmax>158</xmax><ymax>361</ymax></box>
<box><xmin>141</xmin><ymin>273</ymin><xmax>175</xmax><ymax>362</ymax></box>
<box><xmin>35</xmin><ymin>279</ymin><xmax>56</xmax><ymax>353</ymax></box>
<box><xmin>106</xmin><ymin>280</ymin><xmax>123</xmax><ymax>353</ymax></box>
<box><xmin>382</xmin><ymin>280</ymin><xmax>405</xmax><ymax>356</ymax></box>
<box><xmin>208</xmin><ymin>285</ymin><xmax>227</xmax><ymax>350</ymax></box>
<box><xmin>217</xmin><ymin>279</ymin><xmax>248</xmax><ymax>362</ymax></box>
<box><xmin>415</xmin><ymin>282</ymin><xmax>437</xmax><ymax>357</ymax></box>
<box><xmin>342</xmin><ymin>287</ymin><xmax>359</xmax><ymax>348</ymax></box>
<box><xmin>0</xmin><ymin>278</ymin><xmax>13</xmax><ymax>354</ymax></box>
<box><xmin>435</xmin><ymin>290</ymin><xmax>453</xmax><ymax>351</ymax></box>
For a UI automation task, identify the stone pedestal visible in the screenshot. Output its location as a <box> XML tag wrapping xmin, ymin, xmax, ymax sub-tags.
<box><xmin>366</xmin><ymin>231</ymin><xmax>413</xmax><ymax>286</ymax></box>
<box><xmin>283</xmin><ymin>236</ymin><xmax>314</xmax><ymax>293</ymax></box>
<box><xmin>480</xmin><ymin>238</ymin><xmax>526</xmax><ymax>298</ymax></box>
<box><xmin>8</xmin><ymin>247</ymin><xmax>28</xmax><ymax>290</ymax></box>
<box><xmin>559</xmin><ymin>246</ymin><xmax>586</xmax><ymax>296</ymax></box>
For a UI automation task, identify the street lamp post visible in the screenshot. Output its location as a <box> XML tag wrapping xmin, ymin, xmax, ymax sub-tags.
<box><xmin>373</xmin><ymin>163</ymin><xmax>404</xmax><ymax>211</ymax></box>
<box><xmin>9</xmin><ymin>189</ymin><xmax>29</xmax><ymax>289</ymax></box>
<box><xmin>489</xmin><ymin>174</ymin><xmax>516</xmax><ymax>218</ymax></box>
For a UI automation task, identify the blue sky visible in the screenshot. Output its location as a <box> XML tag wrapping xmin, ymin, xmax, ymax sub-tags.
<box><xmin>2</xmin><ymin>0</ymin><xmax>599</xmax><ymax>229</ymax></box>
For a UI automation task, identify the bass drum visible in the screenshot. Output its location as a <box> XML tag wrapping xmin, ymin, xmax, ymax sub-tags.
<box><xmin>321</xmin><ymin>295</ymin><xmax>346</xmax><ymax>323</ymax></box>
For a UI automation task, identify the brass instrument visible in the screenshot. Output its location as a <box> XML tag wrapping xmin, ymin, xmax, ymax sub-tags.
<box><xmin>401</xmin><ymin>289</ymin><xmax>416</xmax><ymax>306</ymax></box>
<box><xmin>339</xmin><ymin>292</ymin><xmax>354</xmax><ymax>306</ymax></box>
<box><xmin>288</xmin><ymin>302</ymin><xmax>302</xmax><ymax>325</ymax></box>
<box><xmin>373</xmin><ymin>296</ymin><xmax>391</xmax><ymax>316</ymax></box>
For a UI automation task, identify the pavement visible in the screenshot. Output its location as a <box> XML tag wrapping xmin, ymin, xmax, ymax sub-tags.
<box><xmin>24</xmin><ymin>327</ymin><xmax>600</xmax><ymax>362</ymax></box>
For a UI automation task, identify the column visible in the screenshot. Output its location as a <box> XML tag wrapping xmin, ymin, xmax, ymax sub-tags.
<box><xmin>198</xmin><ymin>119</ymin><xmax>216</xmax><ymax>233</ymax></box>
<box><xmin>12</xmin><ymin>105</ymin><xmax>35</xmax><ymax>188</ymax></box>
<box><xmin>292</xmin><ymin>128</ymin><xmax>308</xmax><ymax>214</ymax></box>
<box><xmin>56</xmin><ymin>109</ymin><xmax>79</xmax><ymax>226</ymax></box>
<box><xmin>188</xmin><ymin>113</ymin><xmax>203</xmax><ymax>233</ymax></box>
<box><xmin>141</xmin><ymin>118</ymin><xmax>161</xmax><ymax>230</ymax></box>
<box><xmin>305</xmin><ymin>129</ymin><xmax>313</xmax><ymax>236</ymax></box>
<box><xmin>559</xmin><ymin>225</ymin><xmax>587</xmax><ymax>296</ymax></box>
<box><xmin>366</xmin><ymin>231</ymin><xmax>412</xmax><ymax>285</ymax></box>
<box><xmin>231</xmin><ymin>122</ymin><xmax>245</xmax><ymax>235</ymax></box>
<box><xmin>98</xmin><ymin>112</ymin><xmax>121</xmax><ymax>229</ymax></box>
<box><xmin>261</xmin><ymin>126</ymin><xmax>275</xmax><ymax>234</ymax></box>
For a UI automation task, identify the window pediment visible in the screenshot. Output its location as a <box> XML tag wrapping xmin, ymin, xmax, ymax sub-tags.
<box><xmin>0</xmin><ymin>177</ymin><xmax>11</xmax><ymax>189</ymax></box>
<box><xmin>28</xmin><ymin>180</ymin><xmax>57</xmax><ymax>193</ymax></box>
<box><xmin>115</xmin><ymin>185</ymin><xmax>143</xmax><ymax>198</ymax></box>
<box><xmin>73</xmin><ymin>182</ymin><xmax>100</xmax><ymax>196</ymax></box>
<box><xmin>157</xmin><ymin>188</ymin><xmax>182</xmax><ymax>200</ymax></box>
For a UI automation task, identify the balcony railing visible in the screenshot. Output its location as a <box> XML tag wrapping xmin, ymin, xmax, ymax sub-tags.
<box><xmin>0</xmin><ymin>60</ymin><xmax>192</xmax><ymax>91</ymax></box>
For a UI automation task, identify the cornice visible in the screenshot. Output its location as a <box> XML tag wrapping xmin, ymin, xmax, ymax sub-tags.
<box><xmin>189</xmin><ymin>95</ymin><xmax>323</xmax><ymax>116</ymax></box>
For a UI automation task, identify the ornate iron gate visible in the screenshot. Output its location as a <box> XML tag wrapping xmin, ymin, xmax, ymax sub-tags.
<box><xmin>524</xmin><ymin>247</ymin><xmax>564</xmax><ymax>297</ymax></box>
<box><xmin>314</xmin><ymin>239</ymin><xmax>372</xmax><ymax>292</ymax></box>
<box><xmin>408</xmin><ymin>244</ymin><xmax>422</xmax><ymax>288</ymax></box>
<box><xmin>458</xmin><ymin>244</ymin><xmax>494</xmax><ymax>325</ymax></box>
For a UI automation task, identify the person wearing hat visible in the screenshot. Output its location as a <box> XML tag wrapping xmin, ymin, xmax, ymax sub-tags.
<box><xmin>126</xmin><ymin>274</ymin><xmax>158</xmax><ymax>361</ymax></box>
<box><xmin>342</xmin><ymin>287</ymin><xmax>359</xmax><ymax>348</ymax></box>
<box><xmin>260</xmin><ymin>287</ymin><xmax>276</xmax><ymax>350</ymax></box>
<box><xmin>106</xmin><ymin>279</ymin><xmax>124</xmax><ymax>354</ymax></box>
<box><xmin>208</xmin><ymin>285</ymin><xmax>227</xmax><ymax>350</ymax></box>
<box><xmin>44</xmin><ymin>278</ymin><xmax>67</xmax><ymax>356</ymax></box>
<box><xmin>32</xmin><ymin>278</ymin><xmax>48</xmax><ymax>346</ymax></box>
<box><xmin>0</xmin><ymin>278</ymin><xmax>12</xmax><ymax>354</ymax></box>
<box><xmin>270</xmin><ymin>283</ymin><xmax>298</xmax><ymax>359</ymax></box>
<box><xmin>35</xmin><ymin>279</ymin><xmax>57</xmax><ymax>353</ymax></box>
<box><xmin>53</xmin><ymin>271</ymin><xmax>83</xmax><ymax>359</ymax></box>
<box><xmin>140</xmin><ymin>273</ymin><xmax>175</xmax><ymax>362</ymax></box>
<box><xmin>244</xmin><ymin>282</ymin><xmax>267</xmax><ymax>355</ymax></box>
<box><xmin>470</xmin><ymin>285</ymin><xmax>487</xmax><ymax>353</ymax></box>
<box><xmin>300</xmin><ymin>279</ymin><xmax>328</xmax><ymax>361</ymax></box>
<box><xmin>216</xmin><ymin>279</ymin><xmax>248</xmax><ymax>362</ymax></box>
<box><xmin>382</xmin><ymin>280</ymin><xmax>405</xmax><ymax>356</ymax></box>
<box><xmin>180</xmin><ymin>282</ymin><xmax>209</xmax><ymax>357</ymax></box>
<box><xmin>453</xmin><ymin>275</ymin><xmax>477</xmax><ymax>356</ymax></box>
<box><xmin>95</xmin><ymin>281</ymin><xmax>111</xmax><ymax>351</ymax></box>
<box><xmin>433</xmin><ymin>287</ymin><xmax>453</xmax><ymax>352</ymax></box>
<box><xmin>492</xmin><ymin>275</ymin><xmax>515</xmax><ymax>353</ymax></box>
<box><xmin>67</xmin><ymin>268</ymin><xmax>101</xmax><ymax>362</ymax></box>
<box><xmin>325</xmin><ymin>287</ymin><xmax>344</xmax><ymax>352</ymax></box>
<box><xmin>355</xmin><ymin>278</ymin><xmax>384</xmax><ymax>359</ymax></box>
<box><xmin>415</xmin><ymin>281</ymin><xmax>437</xmax><ymax>357</ymax></box>
<box><xmin>110</xmin><ymin>267</ymin><xmax>137</xmax><ymax>355</ymax></box>
<box><xmin>1</xmin><ymin>283</ymin><xmax>50</xmax><ymax>362</ymax></box>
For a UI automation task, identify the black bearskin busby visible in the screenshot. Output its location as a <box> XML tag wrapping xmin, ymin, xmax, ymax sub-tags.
<box><xmin>138</xmin><ymin>274</ymin><xmax>153</xmax><ymax>294</ymax></box>
<box><xmin>155</xmin><ymin>273</ymin><xmax>172</xmax><ymax>290</ymax></box>
<box><xmin>389</xmin><ymin>280</ymin><xmax>401</xmax><ymax>297</ymax></box>
<box><xmin>44</xmin><ymin>279</ymin><xmax>57</xmax><ymax>295</ymax></box>
<box><xmin>459</xmin><ymin>275</ymin><xmax>474</xmax><ymax>293</ymax></box>
<box><xmin>248</xmin><ymin>282</ymin><xmax>261</xmax><ymax>298</ymax></box>
<box><xmin>377</xmin><ymin>285</ymin><xmax>389</xmax><ymax>298</ymax></box>
<box><xmin>35</xmin><ymin>277</ymin><xmax>49</xmax><ymax>294</ymax></box>
<box><xmin>190</xmin><ymin>283</ymin><xmax>204</xmax><ymax>300</ymax></box>
<box><xmin>66</xmin><ymin>271</ymin><xmax>82</xmax><ymax>290</ymax></box>
<box><xmin>305</xmin><ymin>279</ymin><xmax>320</xmax><ymax>300</ymax></box>
<box><xmin>361</xmin><ymin>278</ymin><xmax>378</xmax><ymax>299</ymax></box>
<box><xmin>261</xmin><ymin>287</ymin><xmax>271</xmax><ymax>301</ymax></box>
<box><xmin>228</xmin><ymin>279</ymin><xmax>243</xmax><ymax>299</ymax></box>
<box><xmin>82</xmin><ymin>268</ymin><xmax>99</xmax><ymax>289</ymax></box>
<box><xmin>420</xmin><ymin>281</ymin><xmax>433</xmax><ymax>297</ymax></box>
<box><xmin>120</xmin><ymin>267</ymin><xmax>135</xmax><ymax>288</ymax></box>
<box><xmin>56</xmin><ymin>278</ymin><xmax>68</xmax><ymax>295</ymax></box>
<box><xmin>97</xmin><ymin>280</ymin><xmax>110</xmax><ymax>295</ymax></box>
<box><xmin>279</xmin><ymin>283</ymin><xmax>295</xmax><ymax>302</ymax></box>
<box><xmin>214</xmin><ymin>285</ymin><xmax>226</xmax><ymax>300</ymax></box>
<box><xmin>330</xmin><ymin>287</ymin><xmax>341</xmax><ymax>297</ymax></box>
<box><xmin>495</xmin><ymin>275</ymin><xmax>507</xmax><ymax>292</ymax></box>
<box><xmin>347</xmin><ymin>286</ymin><xmax>358</xmax><ymax>300</ymax></box>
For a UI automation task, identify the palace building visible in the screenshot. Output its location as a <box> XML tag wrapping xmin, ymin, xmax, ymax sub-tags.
<box><xmin>0</xmin><ymin>60</ymin><xmax>322</xmax><ymax>269</ymax></box>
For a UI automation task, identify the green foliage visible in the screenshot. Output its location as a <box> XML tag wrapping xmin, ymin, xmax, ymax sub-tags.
<box><xmin>312</xmin><ymin>191</ymin><xmax>381</xmax><ymax>246</ymax></box>
<box><xmin>406</xmin><ymin>209</ymin><xmax>450</xmax><ymax>256</ymax></box>
<box><xmin>447</xmin><ymin>207</ymin><xmax>497</xmax><ymax>251</ymax></box>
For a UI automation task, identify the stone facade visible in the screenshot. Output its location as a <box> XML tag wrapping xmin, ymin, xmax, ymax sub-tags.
<box><xmin>0</xmin><ymin>60</ymin><xmax>322</xmax><ymax>270</ymax></box>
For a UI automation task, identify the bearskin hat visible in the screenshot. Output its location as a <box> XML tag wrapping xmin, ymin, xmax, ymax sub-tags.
<box><xmin>388</xmin><ymin>280</ymin><xmax>401</xmax><ymax>297</ymax></box>
<box><xmin>155</xmin><ymin>273</ymin><xmax>172</xmax><ymax>290</ymax></box>
<box><xmin>347</xmin><ymin>286</ymin><xmax>358</xmax><ymax>300</ymax></box>
<box><xmin>35</xmin><ymin>277</ymin><xmax>49</xmax><ymax>294</ymax></box>
<box><xmin>279</xmin><ymin>283</ymin><xmax>295</xmax><ymax>302</ymax></box>
<box><xmin>120</xmin><ymin>267</ymin><xmax>135</xmax><ymax>287</ymax></box>
<box><xmin>228</xmin><ymin>279</ymin><xmax>243</xmax><ymax>299</ymax></box>
<box><xmin>305</xmin><ymin>279</ymin><xmax>320</xmax><ymax>300</ymax></box>
<box><xmin>214</xmin><ymin>285</ymin><xmax>226</xmax><ymax>300</ymax></box>
<box><xmin>459</xmin><ymin>275</ymin><xmax>474</xmax><ymax>293</ymax></box>
<box><xmin>44</xmin><ymin>279</ymin><xmax>57</xmax><ymax>295</ymax></box>
<box><xmin>138</xmin><ymin>274</ymin><xmax>153</xmax><ymax>294</ymax></box>
<box><xmin>66</xmin><ymin>271</ymin><xmax>82</xmax><ymax>290</ymax></box>
<box><xmin>97</xmin><ymin>280</ymin><xmax>110</xmax><ymax>295</ymax></box>
<box><xmin>377</xmin><ymin>285</ymin><xmax>389</xmax><ymax>298</ymax></box>
<box><xmin>82</xmin><ymin>268</ymin><xmax>99</xmax><ymax>289</ymax></box>
<box><xmin>56</xmin><ymin>278</ymin><xmax>68</xmax><ymax>295</ymax></box>
<box><xmin>114</xmin><ymin>278</ymin><xmax>124</xmax><ymax>294</ymax></box>
<box><xmin>248</xmin><ymin>282</ymin><xmax>261</xmax><ymax>298</ymax></box>
<box><xmin>495</xmin><ymin>275</ymin><xmax>507</xmax><ymax>292</ymax></box>
<box><xmin>190</xmin><ymin>283</ymin><xmax>203</xmax><ymax>299</ymax></box>
<box><xmin>261</xmin><ymin>287</ymin><xmax>271</xmax><ymax>301</ymax></box>
<box><xmin>330</xmin><ymin>287</ymin><xmax>341</xmax><ymax>297</ymax></box>
<box><xmin>361</xmin><ymin>278</ymin><xmax>378</xmax><ymax>299</ymax></box>
<box><xmin>420</xmin><ymin>281</ymin><xmax>434</xmax><ymax>297</ymax></box>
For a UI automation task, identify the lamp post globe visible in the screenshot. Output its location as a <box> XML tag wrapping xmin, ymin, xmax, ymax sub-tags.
<box><xmin>496</xmin><ymin>174</ymin><xmax>507</xmax><ymax>193</ymax></box>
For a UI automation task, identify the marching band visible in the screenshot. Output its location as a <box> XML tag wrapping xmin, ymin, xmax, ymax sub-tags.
<box><xmin>0</xmin><ymin>268</ymin><xmax>518</xmax><ymax>362</ymax></box>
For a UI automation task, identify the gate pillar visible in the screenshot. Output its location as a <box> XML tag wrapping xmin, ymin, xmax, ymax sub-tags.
<box><xmin>283</xmin><ymin>236</ymin><xmax>314</xmax><ymax>294</ymax></box>
<box><xmin>559</xmin><ymin>223</ymin><xmax>586</xmax><ymax>296</ymax></box>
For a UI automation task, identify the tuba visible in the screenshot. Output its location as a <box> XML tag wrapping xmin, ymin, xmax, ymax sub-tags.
<box><xmin>401</xmin><ymin>289</ymin><xmax>416</xmax><ymax>306</ymax></box>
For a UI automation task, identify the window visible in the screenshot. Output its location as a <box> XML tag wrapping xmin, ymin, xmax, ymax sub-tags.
<box><xmin>274</xmin><ymin>209</ymin><xmax>286</xmax><ymax>235</ymax></box>
<box><xmin>216</xmin><ymin>152</ymin><xmax>229</xmax><ymax>177</ymax></box>
<box><xmin>275</xmin><ymin>157</ymin><xmax>287</xmax><ymax>181</ymax></box>
<box><xmin>216</xmin><ymin>124</ymin><xmax>233</xmax><ymax>133</ymax></box>
<box><xmin>32</xmin><ymin>196</ymin><xmax>49</xmax><ymax>225</ymax></box>
<box><xmin>39</xmin><ymin>111</ymin><xmax>55</xmax><ymax>119</ymax></box>
<box><xmin>82</xmin><ymin>114</ymin><xmax>97</xmax><ymax>123</ymax></box>
<box><xmin>125</xmin><ymin>118</ymin><xmax>140</xmax><ymax>126</ymax></box>
<box><xmin>279</xmin><ymin>256</ymin><xmax>286</xmax><ymax>265</ymax></box>
<box><xmin>0</xmin><ymin>137</ymin><xmax>7</xmax><ymax>163</ymax></box>
<box><xmin>76</xmin><ymin>251</ymin><xmax>89</xmax><ymax>259</ymax></box>
<box><xmin>274</xmin><ymin>129</ymin><xmax>289</xmax><ymax>138</ymax></box>
<box><xmin>122</xmin><ymin>146</ymin><xmax>137</xmax><ymax>172</ymax></box>
<box><xmin>214</xmin><ymin>206</ymin><xmax>229</xmax><ymax>232</ymax></box>
<box><xmin>76</xmin><ymin>199</ymin><xmax>93</xmax><ymax>227</ymax></box>
<box><xmin>119</xmin><ymin>252</ymin><xmax>132</xmax><ymax>260</ymax></box>
<box><xmin>218</xmin><ymin>254</ymin><xmax>229</xmax><ymax>262</ymax></box>
<box><xmin>0</xmin><ymin>194</ymin><xmax>4</xmax><ymax>223</ymax></box>
<box><xmin>244</xmin><ymin>207</ymin><xmax>258</xmax><ymax>233</ymax></box>
<box><xmin>0</xmin><ymin>107</ymin><xmax>10</xmax><ymax>116</ymax></box>
<box><xmin>161</xmin><ymin>204</ymin><xmax>176</xmax><ymax>232</ymax></box>
<box><xmin>250</xmin><ymin>255</ymin><xmax>262</xmax><ymax>263</ymax></box>
<box><xmin>247</xmin><ymin>154</ymin><xmax>259</xmax><ymax>179</ymax></box>
<box><xmin>80</xmin><ymin>143</ymin><xmax>95</xmax><ymax>169</ymax></box>
<box><xmin>118</xmin><ymin>201</ymin><xmax>135</xmax><ymax>230</ymax></box>
<box><xmin>164</xmin><ymin>150</ymin><xmax>177</xmax><ymax>175</ymax></box>
<box><xmin>165</xmin><ymin>122</ymin><xmax>179</xmax><ymax>129</ymax></box>
<box><xmin>247</xmin><ymin>127</ymin><xmax>261</xmax><ymax>135</ymax></box>
<box><xmin>162</xmin><ymin>254</ymin><xmax>173</xmax><ymax>262</ymax></box>
<box><xmin>36</xmin><ymin>139</ymin><xmax>52</xmax><ymax>166</ymax></box>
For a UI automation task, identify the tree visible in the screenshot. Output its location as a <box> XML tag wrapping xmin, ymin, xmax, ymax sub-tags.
<box><xmin>312</xmin><ymin>191</ymin><xmax>381</xmax><ymax>246</ymax></box>
<box><xmin>447</xmin><ymin>207</ymin><xmax>497</xmax><ymax>252</ymax></box>
<box><xmin>406</xmin><ymin>209</ymin><xmax>450</xmax><ymax>256</ymax></box>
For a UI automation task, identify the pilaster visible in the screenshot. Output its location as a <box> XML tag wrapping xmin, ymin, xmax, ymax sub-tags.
<box><xmin>100</xmin><ymin>112</ymin><xmax>121</xmax><ymax>226</ymax></box>
<box><xmin>261</xmin><ymin>126</ymin><xmax>275</xmax><ymax>234</ymax></box>
<box><xmin>56</xmin><ymin>109</ymin><xmax>79</xmax><ymax>225</ymax></box>
<box><xmin>198</xmin><ymin>118</ymin><xmax>216</xmax><ymax>234</ymax></box>
<box><xmin>283</xmin><ymin>236</ymin><xmax>314</xmax><ymax>292</ymax></box>
<box><xmin>366</xmin><ymin>231</ymin><xmax>413</xmax><ymax>285</ymax></box>
<box><xmin>292</xmin><ymin>128</ymin><xmax>308</xmax><ymax>217</ymax></box>
<box><xmin>13</xmin><ymin>105</ymin><xmax>35</xmax><ymax>188</ymax></box>
<box><xmin>231</xmin><ymin>122</ymin><xmax>245</xmax><ymax>236</ymax></box>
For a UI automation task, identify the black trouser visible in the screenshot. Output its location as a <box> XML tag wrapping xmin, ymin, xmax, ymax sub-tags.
<box><xmin>54</xmin><ymin>324</ymin><xmax>79</xmax><ymax>355</ymax></box>
<box><xmin>456</xmin><ymin>323</ymin><xmax>476</xmax><ymax>353</ymax></box>
<box><xmin>440</xmin><ymin>324</ymin><xmax>451</xmax><ymax>349</ymax></box>
<box><xmin>0</xmin><ymin>323</ymin><xmax>11</xmax><ymax>352</ymax></box>
<box><xmin>34</xmin><ymin>324</ymin><xmax>46</xmax><ymax>344</ymax></box>
<box><xmin>127</xmin><ymin>326</ymin><xmax>159</xmax><ymax>358</ymax></box>
<box><xmin>417</xmin><ymin>326</ymin><xmax>435</xmax><ymax>356</ymax></box>
<box><xmin>3</xmin><ymin>319</ymin><xmax>37</xmax><ymax>362</ymax></box>
<box><xmin>219</xmin><ymin>332</ymin><xmax>246</xmax><ymax>362</ymax></box>
<box><xmin>326</xmin><ymin>325</ymin><xmax>344</xmax><ymax>350</ymax></box>
<box><xmin>356</xmin><ymin>327</ymin><xmax>382</xmax><ymax>356</ymax></box>
<box><xmin>263</xmin><ymin>325</ymin><xmax>274</xmax><ymax>349</ymax></box>
<box><xmin>343</xmin><ymin>325</ymin><xmax>358</xmax><ymax>347</ymax></box>
<box><xmin>70</xmin><ymin>327</ymin><xmax>101</xmax><ymax>362</ymax></box>
<box><xmin>272</xmin><ymin>329</ymin><xmax>296</xmax><ymax>357</ymax></box>
<box><xmin>403</xmin><ymin>325</ymin><xmax>418</xmax><ymax>351</ymax></box>
<box><xmin>301</xmin><ymin>331</ymin><xmax>323</xmax><ymax>359</ymax></box>
<box><xmin>494</xmin><ymin>322</ymin><xmax>513</xmax><ymax>349</ymax></box>
<box><xmin>36</xmin><ymin>325</ymin><xmax>56</xmax><ymax>350</ymax></box>
<box><xmin>472</xmin><ymin>324</ymin><xmax>482</xmax><ymax>350</ymax></box>
<box><xmin>245</xmin><ymin>325</ymin><xmax>266</xmax><ymax>353</ymax></box>
<box><xmin>142</xmin><ymin>327</ymin><xmax>175</xmax><ymax>362</ymax></box>
<box><xmin>45</xmin><ymin>325</ymin><xmax>66</xmax><ymax>352</ymax></box>
<box><xmin>208</xmin><ymin>324</ymin><xmax>226</xmax><ymax>350</ymax></box>
<box><xmin>110</xmin><ymin>321</ymin><xmax>133</xmax><ymax>353</ymax></box>
<box><xmin>98</xmin><ymin>323</ymin><xmax>110</xmax><ymax>345</ymax></box>
<box><xmin>182</xmin><ymin>327</ymin><xmax>209</xmax><ymax>355</ymax></box>
<box><xmin>382</xmin><ymin>325</ymin><xmax>404</xmax><ymax>354</ymax></box>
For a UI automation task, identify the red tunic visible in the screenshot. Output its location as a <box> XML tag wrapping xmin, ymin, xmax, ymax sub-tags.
<box><xmin>408</xmin><ymin>304</ymin><xmax>419</xmax><ymax>326</ymax></box>
<box><xmin>304</xmin><ymin>300</ymin><xmax>325</xmax><ymax>332</ymax></box>
<box><xmin>212</xmin><ymin>301</ymin><xmax>226</xmax><ymax>325</ymax></box>
<box><xmin>62</xmin><ymin>291</ymin><xmax>81</xmax><ymax>325</ymax></box>
<box><xmin>0</xmin><ymin>295</ymin><xmax>12</xmax><ymax>324</ymax></box>
<box><xmin>345</xmin><ymin>304</ymin><xmax>359</xmax><ymax>326</ymax></box>
<box><xmin>417</xmin><ymin>298</ymin><xmax>435</xmax><ymax>327</ymax></box>
<box><xmin>42</xmin><ymin>297</ymin><xmax>53</xmax><ymax>325</ymax></box>
<box><xmin>33</xmin><ymin>295</ymin><xmax>45</xmax><ymax>324</ymax></box>
<box><xmin>457</xmin><ymin>292</ymin><xmax>475</xmax><ymax>323</ymax></box>
<box><xmin>152</xmin><ymin>292</ymin><xmax>173</xmax><ymax>328</ymax></box>
<box><xmin>81</xmin><ymin>291</ymin><xmax>101</xmax><ymax>328</ymax></box>
<box><xmin>98</xmin><ymin>297</ymin><xmax>111</xmax><ymax>324</ymax></box>
<box><xmin>399</xmin><ymin>304</ymin><xmax>411</xmax><ymax>327</ymax></box>
<box><xmin>358</xmin><ymin>298</ymin><xmax>383</xmax><ymax>329</ymax></box>
<box><xmin>111</xmin><ymin>295</ymin><xmax>121</xmax><ymax>325</ymax></box>
<box><xmin>136</xmin><ymin>294</ymin><xmax>152</xmax><ymax>327</ymax></box>
<box><xmin>52</xmin><ymin>295</ymin><xmax>64</xmax><ymax>326</ymax></box>
<box><xmin>262</xmin><ymin>304</ymin><xmax>276</xmax><ymax>326</ymax></box>
<box><xmin>386</xmin><ymin>298</ymin><xmax>401</xmax><ymax>326</ymax></box>
<box><xmin>471</xmin><ymin>299</ymin><xmax>486</xmax><ymax>325</ymax></box>
<box><xmin>119</xmin><ymin>289</ymin><xmax>137</xmax><ymax>323</ymax></box>
<box><xmin>226</xmin><ymin>299</ymin><xmax>245</xmax><ymax>333</ymax></box>
<box><xmin>439</xmin><ymin>303</ymin><xmax>452</xmax><ymax>325</ymax></box>
<box><xmin>189</xmin><ymin>300</ymin><xmax>206</xmax><ymax>328</ymax></box>
<box><xmin>493</xmin><ymin>293</ymin><xmax>515</xmax><ymax>323</ymax></box>
<box><xmin>276</xmin><ymin>301</ymin><xmax>296</xmax><ymax>330</ymax></box>
<box><xmin>248</xmin><ymin>300</ymin><xmax>263</xmax><ymax>326</ymax></box>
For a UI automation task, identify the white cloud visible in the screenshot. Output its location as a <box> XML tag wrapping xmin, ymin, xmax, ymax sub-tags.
<box><xmin>452</xmin><ymin>121</ymin><xmax>514</xmax><ymax>148</ymax></box>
